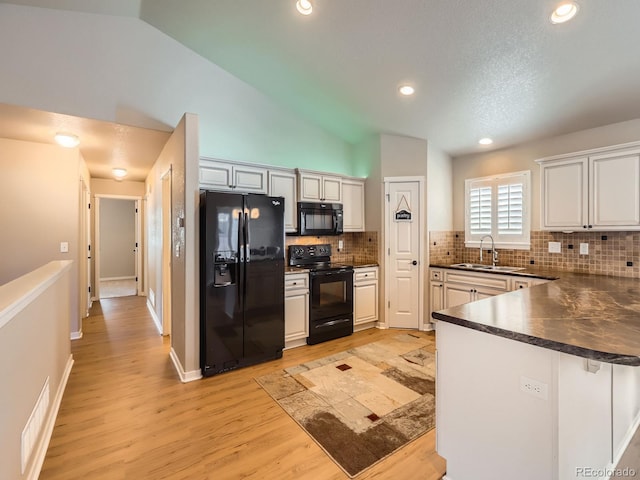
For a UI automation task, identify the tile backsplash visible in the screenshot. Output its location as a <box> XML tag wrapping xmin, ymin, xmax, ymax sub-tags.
<box><xmin>429</xmin><ymin>230</ymin><xmax>640</xmax><ymax>278</ymax></box>
<box><xmin>285</xmin><ymin>232</ymin><xmax>378</xmax><ymax>265</ymax></box>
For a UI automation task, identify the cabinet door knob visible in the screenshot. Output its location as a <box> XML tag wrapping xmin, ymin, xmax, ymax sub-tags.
<box><xmin>292</xmin><ymin>282</ymin><xmax>297</xmax><ymax>285</ymax></box>
<box><xmin>412</xmin><ymin>260</ymin><xmax>418</xmax><ymax>265</ymax></box>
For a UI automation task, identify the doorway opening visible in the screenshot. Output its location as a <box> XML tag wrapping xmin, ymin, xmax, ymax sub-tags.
<box><xmin>95</xmin><ymin>195</ymin><xmax>142</xmax><ymax>299</ymax></box>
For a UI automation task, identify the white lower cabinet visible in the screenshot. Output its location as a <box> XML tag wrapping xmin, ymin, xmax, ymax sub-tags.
<box><xmin>429</xmin><ymin>267</ymin><xmax>552</xmax><ymax>314</ymax></box>
<box><xmin>512</xmin><ymin>277</ymin><xmax>550</xmax><ymax>290</ymax></box>
<box><xmin>443</xmin><ymin>270</ymin><xmax>511</xmax><ymax>308</ymax></box>
<box><xmin>354</xmin><ymin>266</ymin><xmax>378</xmax><ymax>329</ymax></box>
<box><xmin>284</xmin><ymin>273</ymin><xmax>309</xmax><ymax>349</ymax></box>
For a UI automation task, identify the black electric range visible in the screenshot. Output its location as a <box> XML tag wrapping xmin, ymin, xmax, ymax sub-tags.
<box><xmin>288</xmin><ymin>244</ymin><xmax>354</xmax><ymax>344</ymax></box>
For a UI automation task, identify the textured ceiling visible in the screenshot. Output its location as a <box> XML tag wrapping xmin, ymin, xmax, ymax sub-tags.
<box><xmin>2</xmin><ymin>0</ymin><xmax>640</xmax><ymax>160</ymax></box>
<box><xmin>138</xmin><ymin>0</ymin><xmax>640</xmax><ymax>156</ymax></box>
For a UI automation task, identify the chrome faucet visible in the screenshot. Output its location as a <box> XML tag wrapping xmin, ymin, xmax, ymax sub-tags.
<box><xmin>479</xmin><ymin>234</ymin><xmax>498</xmax><ymax>266</ymax></box>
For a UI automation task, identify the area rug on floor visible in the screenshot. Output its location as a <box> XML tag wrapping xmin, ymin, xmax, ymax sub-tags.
<box><xmin>255</xmin><ymin>333</ymin><xmax>436</xmax><ymax>478</ymax></box>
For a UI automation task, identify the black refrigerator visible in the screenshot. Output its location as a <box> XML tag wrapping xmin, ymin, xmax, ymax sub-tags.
<box><xmin>199</xmin><ymin>190</ymin><xmax>285</xmax><ymax>377</ymax></box>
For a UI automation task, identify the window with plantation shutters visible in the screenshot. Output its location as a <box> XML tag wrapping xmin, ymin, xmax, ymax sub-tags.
<box><xmin>465</xmin><ymin>171</ymin><xmax>531</xmax><ymax>249</ymax></box>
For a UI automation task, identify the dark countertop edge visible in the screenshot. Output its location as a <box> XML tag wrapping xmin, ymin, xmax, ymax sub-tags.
<box><xmin>286</xmin><ymin>263</ymin><xmax>378</xmax><ymax>274</ymax></box>
<box><xmin>429</xmin><ymin>263</ymin><xmax>559</xmax><ymax>280</ymax></box>
<box><xmin>429</xmin><ymin>262</ymin><xmax>561</xmax><ymax>280</ymax></box>
<box><xmin>432</xmin><ymin>312</ymin><xmax>640</xmax><ymax>367</ymax></box>
<box><xmin>285</xmin><ymin>268</ymin><xmax>309</xmax><ymax>274</ymax></box>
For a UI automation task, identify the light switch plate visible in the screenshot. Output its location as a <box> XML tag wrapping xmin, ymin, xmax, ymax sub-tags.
<box><xmin>548</xmin><ymin>241</ymin><xmax>561</xmax><ymax>253</ymax></box>
<box><xmin>580</xmin><ymin>243</ymin><xmax>589</xmax><ymax>255</ymax></box>
<box><xmin>60</xmin><ymin>242</ymin><xmax>69</xmax><ymax>253</ymax></box>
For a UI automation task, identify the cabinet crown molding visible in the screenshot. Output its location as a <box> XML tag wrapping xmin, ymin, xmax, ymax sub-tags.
<box><xmin>535</xmin><ymin>140</ymin><xmax>640</xmax><ymax>164</ymax></box>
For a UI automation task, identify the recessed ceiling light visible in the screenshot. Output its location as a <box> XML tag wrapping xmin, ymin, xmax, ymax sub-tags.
<box><xmin>54</xmin><ymin>132</ymin><xmax>80</xmax><ymax>148</ymax></box>
<box><xmin>399</xmin><ymin>85</ymin><xmax>415</xmax><ymax>96</ymax></box>
<box><xmin>550</xmin><ymin>2</ymin><xmax>578</xmax><ymax>24</ymax></box>
<box><xmin>112</xmin><ymin>168</ymin><xmax>128</xmax><ymax>180</ymax></box>
<box><xmin>478</xmin><ymin>138</ymin><xmax>493</xmax><ymax>145</ymax></box>
<box><xmin>296</xmin><ymin>0</ymin><xmax>313</xmax><ymax>15</ymax></box>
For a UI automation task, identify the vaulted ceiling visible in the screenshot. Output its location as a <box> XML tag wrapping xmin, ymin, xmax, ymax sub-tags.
<box><xmin>2</xmin><ymin>0</ymin><xmax>640</xmax><ymax>171</ymax></box>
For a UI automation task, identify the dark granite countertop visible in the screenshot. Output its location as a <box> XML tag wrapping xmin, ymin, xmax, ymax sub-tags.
<box><xmin>431</xmin><ymin>265</ymin><xmax>640</xmax><ymax>366</ymax></box>
<box><xmin>285</xmin><ymin>267</ymin><xmax>309</xmax><ymax>274</ymax></box>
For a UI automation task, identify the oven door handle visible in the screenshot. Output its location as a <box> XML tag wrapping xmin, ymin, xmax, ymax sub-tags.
<box><xmin>310</xmin><ymin>269</ymin><xmax>351</xmax><ymax>277</ymax></box>
<box><xmin>315</xmin><ymin>318</ymin><xmax>352</xmax><ymax>329</ymax></box>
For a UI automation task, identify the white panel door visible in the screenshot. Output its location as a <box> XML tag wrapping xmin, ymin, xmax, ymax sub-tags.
<box><xmin>386</xmin><ymin>180</ymin><xmax>421</xmax><ymax>329</ymax></box>
<box><xmin>590</xmin><ymin>150</ymin><xmax>640</xmax><ymax>228</ymax></box>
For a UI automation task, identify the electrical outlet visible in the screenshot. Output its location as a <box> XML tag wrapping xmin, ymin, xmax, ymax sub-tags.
<box><xmin>338</xmin><ymin>240</ymin><xmax>344</xmax><ymax>250</ymax></box>
<box><xmin>520</xmin><ymin>375</ymin><xmax>548</xmax><ymax>400</ymax></box>
<box><xmin>60</xmin><ymin>242</ymin><xmax>69</xmax><ymax>253</ymax></box>
<box><xmin>548</xmin><ymin>242</ymin><xmax>561</xmax><ymax>254</ymax></box>
<box><xmin>580</xmin><ymin>243</ymin><xmax>589</xmax><ymax>255</ymax></box>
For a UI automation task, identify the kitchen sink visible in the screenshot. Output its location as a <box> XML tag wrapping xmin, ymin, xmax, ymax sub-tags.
<box><xmin>451</xmin><ymin>263</ymin><xmax>524</xmax><ymax>272</ymax></box>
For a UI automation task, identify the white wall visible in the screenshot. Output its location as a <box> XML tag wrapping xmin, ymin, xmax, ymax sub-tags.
<box><xmin>0</xmin><ymin>261</ymin><xmax>73</xmax><ymax>480</ymax></box>
<box><xmin>0</xmin><ymin>138</ymin><xmax>86</xmax><ymax>335</ymax></box>
<box><xmin>452</xmin><ymin>118</ymin><xmax>640</xmax><ymax>230</ymax></box>
<box><xmin>145</xmin><ymin>113</ymin><xmax>200</xmax><ymax>379</ymax></box>
<box><xmin>0</xmin><ymin>4</ymin><xmax>355</xmax><ymax>175</ymax></box>
<box><xmin>427</xmin><ymin>143</ymin><xmax>453</xmax><ymax>231</ymax></box>
<box><xmin>99</xmin><ymin>198</ymin><xmax>136</xmax><ymax>279</ymax></box>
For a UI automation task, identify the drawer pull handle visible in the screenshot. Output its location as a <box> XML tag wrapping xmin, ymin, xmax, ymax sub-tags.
<box><xmin>292</xmin><ymin>282</ymin><xmax>297</xmax><ymax>285</ymax></box>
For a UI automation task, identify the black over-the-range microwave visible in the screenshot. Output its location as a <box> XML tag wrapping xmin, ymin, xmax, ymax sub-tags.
<box><xmin>295</xmin><ymin>202</ymin><xmax>343</xmax><ymax>236</ymax></box>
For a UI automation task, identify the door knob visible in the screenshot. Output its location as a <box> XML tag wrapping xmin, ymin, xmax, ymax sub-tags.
<box><xmin>412</xmin><ymin>260</ymin><xmax>418</xmax><ymax>265</ymax></box>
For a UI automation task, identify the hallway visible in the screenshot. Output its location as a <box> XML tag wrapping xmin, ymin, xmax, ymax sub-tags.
<box><xmin>40</xmin><ymin>297</ymin><xmax>444</xmax><ymax>479</ymax></box>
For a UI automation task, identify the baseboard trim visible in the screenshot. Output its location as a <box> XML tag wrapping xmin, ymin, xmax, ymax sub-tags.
<box><xmin>26</xmin><ymin>354</ymin><xmax>74</xmax><ymax>480</ymax></box>
<box><xmin>146</xmin><ymin>299</ymin><xmax>162</xmax><ymax>335</ymax></box>
<box><xmin>70</xmin><ymin>330</ymin><xmax>83</xmax><ymax>340</ymax></box>
<box><xmin>169</xmin><ymin>348</ymin><xmax>202</xmax><ymax>383</ymax></box>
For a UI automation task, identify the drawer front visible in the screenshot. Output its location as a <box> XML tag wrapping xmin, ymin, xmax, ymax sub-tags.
<box><xmin>285</xmin><ymin>273</ymin><xmax>309</xmax><ymax>291</ymax></box>
<box><xmin>444</xmin><ymin>271</ymin><xmax>510</xmax><ymax>291</ymax></box>
<box><xmin>430</xmin><ymin>269</ymin><xmax>443</xmax><ymax>281</ymax></box>
<box><xmin>354</xmin><ymin>267</ymin><xmax>378</xmax><ymax>283</ymax></box>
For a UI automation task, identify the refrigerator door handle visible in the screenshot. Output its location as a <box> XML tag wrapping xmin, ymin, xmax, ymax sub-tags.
<box><xmin>244</xmin><ymin>212</ymin><xmax>250</xmax><ymax>263</ymax></box>
<box><xmin>238</xmin><ymin>210</ymin><xmax>245</xmax><ymax>263</ymax></box>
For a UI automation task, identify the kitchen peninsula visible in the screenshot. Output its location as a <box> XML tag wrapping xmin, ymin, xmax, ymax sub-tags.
<box><xmin>432</xmin><ymin>268</ymin><xmax>640</xmax><ymax>480</ymax></box>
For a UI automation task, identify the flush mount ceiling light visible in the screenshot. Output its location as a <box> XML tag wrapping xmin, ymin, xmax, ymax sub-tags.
<box><xmin>478</xmin><ymin>138</ymin><xmax>494</xmax><ymax>145</ymax></box>
<box><xmin>296</xmin><ymin>0</ymin><xmax>313</xmax><ymax>15</ymax></box>
<box><xmin>399</xmin><ymin>85</ymin><xmax>415</xmax><ymax>96</ymax></box>
<box><xmin>550</xmin><ymin>2</ymin><xmax>579</xmax><ymax>24</ymax></box>
<box><xmin>54</xmin><ymin>132</ymin><xmax>80</xmax><ymax>148</ymax></box>
<box><xmin>112</xmin><ymin>168</ymin><xmax>128</xmax><ymax>180</ymax></box>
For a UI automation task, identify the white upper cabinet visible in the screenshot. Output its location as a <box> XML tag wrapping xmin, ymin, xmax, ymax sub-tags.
<box><xmin>538</xmin><ymin>142</ymin><xmax>640</xmax><ymax>231</ymax></box>
<box><xmin>297</xmin><ymin>170</ymin><xmax>342</xmax><ymax>202</ymax></box>
<box><xmin>341</xmin><ymin>178</ymin><xmax>366</xmax><ymax>232</ymax></box>
<box><xmin>540</xmin><ymin>157</ymin><xmax>589</xmax><ymax>230</ymax></box>
<box><xmin>590</xmin><ymin>149</ymin><xmax>640</xmax><ymax>228</ymax></box>
<box><xmin>268</xmin><ymin>169</ymin><xmax>297</xmax><ymax>233</ymax></box>
<box><xmin>200</xmin><ymin>158</ymin><xmax>267</xmax><ymax>194</ymax></box>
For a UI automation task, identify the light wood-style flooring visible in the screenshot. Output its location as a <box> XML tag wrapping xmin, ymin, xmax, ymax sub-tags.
<box><xmin>40</xmin><ymin>296</ymin><xmax>446</xmax><ymax>479</ymax></box>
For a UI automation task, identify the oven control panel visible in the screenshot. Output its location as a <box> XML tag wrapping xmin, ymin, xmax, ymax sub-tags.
<box><xmin>288</xmin><ymin>244</ymin><xmax>332</xmax><ymax>263</ymax></box>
